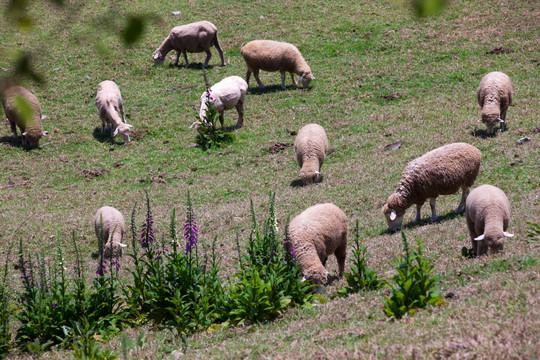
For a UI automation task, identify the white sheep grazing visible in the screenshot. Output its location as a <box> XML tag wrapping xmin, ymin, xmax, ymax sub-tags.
<box><xmin>94</xmin><ymin>206</ymin><xmax>127</xmax><ymax>258</ymax></box>
<box><xmin>95</xmin><ymin>80</ymin><xmax>133</xmax><ymax>143</ymax></box>
<box><xmin>294</xmin><ymin>124</ymin><xmax>328</xmax><ymax>185</ymax></box>
<box><xmin>240</xmin><ymin>40</ymin><xmax>314</xmax><ymax>90</ymax></box>
<box><xmin>199</xmin><ymin>76</ymin><xmax>248</xmax><ymax>128</ymax></box>
<box><xmin>152</xmin><ymin>21</ymin><xmax>225</xmax><ymax>68</ymax></box>
<box><xmin>465</xmin><ymin>184</ymin><xmax>514</xmax><ymax>256</ymax></box>
<box><xmin>477</xmin><ymin>71</ymin><xmax>513</xmax><ymax>134</ymax></box>
<box><xmin>1</xmin><ymin>84</ymin><xmax>48</xmax><ymax>146</ymax></box>
<box><xmin>382</xmin><ymin>142</ymin><xmax>482</xmax><ymax>232</ymax></box>
<box><xmin>289</xmin><ymin>203</ymin><xmax>348</xmax><ymax>285</ymax></box>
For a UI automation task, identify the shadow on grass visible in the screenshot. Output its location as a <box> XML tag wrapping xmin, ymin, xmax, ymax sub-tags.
<box><xmin>92</xmin><ymin>127</ymin><xmax>113</xmax><ymax>143</ymax></box>
<box><xmin>167</xmin><ymin>62</ymin><xmax>219</xmax><ymax>70</ymax></box>
<box><xmin>0</xmin><ymin>135</ymin><xmax>41</xmax><ymax>150</ymax></box>
<box><xmin>289</xmin><ymin>176</ymin><xmax>324</xmax><ymax>188</ymax></box>
<box><xmin>379</xmin><ymin>210</ymin><xmax>465</xmax><ymax>235</ymax></box>
<box><xmin>470</xmin><ymin>128</ymin><xmax>503</xmax><ymax>138</ymax></box>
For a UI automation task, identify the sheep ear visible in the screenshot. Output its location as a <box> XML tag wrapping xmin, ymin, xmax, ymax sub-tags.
<box><xmin>42</xmin><ymin>131</ymin><xmax>48</xmax><ymax>136</ymax></box>
<box><xmin>497</xmin><ymin>117</ymin><xmax>505</xmax><ymax>123</ymax></box>
<box><xmin>119</xmin><ymin>243</ymin><xmax>128</xmax><ymax>248</ymax></box>
<box><xmin>311</xmin><ymin>76</ymin><xmax>315</xmax><ymax>80</ymax></box>
<box><xmin>113</xmin><ymin>128</ymin><xmax>119</xmax><ymax>136</ymax></box>
<box><xmin>22</xmin><ymin>131</ymin><xmax>27</xmax><ymax>136</ymax></box>
<box><xmin>474</xmin><ymin>234</ymin><xmax>485</xmax><ymax>241</ymax></box>
<box><xmin>389</xmin><ymin>210</ymin><xmax>397</xmax><ymax>221</ymax></box>
<box><xmin>301</xmin><ymin>276</ymin><xmax>306</xmax><ymax>282</ymax></box>
<box><xmin>503</xmin><ymin>232</ymin><xmax>514</xmax><ymax>238</ymax></box>
<box><xmin>153</xmin><ymin>52</ymin><xmax>160</xmax><ymax>60</ymax></box>
<box><xmin>298</xmin><ymin>75</ymin><xmax>304</xmax><ymax>82</ymax></box>
<box><xmin>126</xmin><ymin>124</ymin><xmax>133</xmax><ymax>129</ymax></box>
<box><xmin>315</xmin><ymin>170</ymin><xmax>321</xmax><ymax>175</ymax></box>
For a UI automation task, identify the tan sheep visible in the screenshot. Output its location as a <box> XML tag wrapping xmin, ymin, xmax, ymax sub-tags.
<box><xmin>95</xmin><ymin>80</ymin><xmax>133</xmax><ymax>143</ymax></box>
<box><xmin>1</xmin><ymin>84</ymin><xmax>47</xmax><ymax>146</ymax></box>
<box><xmin>240</xmin><ymin>40</ymin><xmax>314</xmax><ymax>90</ymax></box>
<box><xmin>294</xmin><ymin>124</ymin><xmax>328</xmax><ymax>185</ymax></box>
<box><xmin>382</xmin><ymin>143</ymin><xmax>482</xmax><ymax>232</ymax></box>
<box><xmin>152</xmin><ymin>21</ymin><xmax>225</xmax><ymax>68</ymax></box>
<box><xmin>477</xmin><ymin>71</ymin><xmax>513</xmax><ymax>135</ymax></box>
<box><xmin>465</xmin><ymin>184</ymin><xmax>514</xmax><ymax>256</ymax></box>
<box><xmin>94</xmin><ymin>206</ymin><xmax>127</xmax><ymax>258</ymax></box>
<box><xmin>289</xmin><ymin>203</ymin><xmax>348</xmax><ymax>285</ymax></box>
<box><xmin>199</xmin><ymin>76</ymin><xmax>248</xmax><ymax>128</ymax></box>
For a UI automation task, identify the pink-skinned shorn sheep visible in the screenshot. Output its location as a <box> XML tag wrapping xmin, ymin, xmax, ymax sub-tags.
<box><xmin>289</xmin><ymin>203</ymin><xmax>347</xmax><ymax>285</ymax></box>
<box><xmin>95</xmin><ymin>80</ymin><xmax>133</xmax><ymax>143</ymax></box>
<box><xmin>240</xmin><ymin>40</ymin><xmax>314</xmax><ymax>90</ymax></box>
<box><xmin>382</xmin><ymin>143</ymin><xmax>482</xmax><ymax>232</ymax></box>
<box><xmin>152</xmin><ymin>21</ymin><xmax>225</xmax><ymax>68</ymax></box>
<box><xmin>465</xmin><ymin>184</ymin><xmax>514</xmax><ymax>256</ymax></box>
<box><xmin>198</xmin><ymin>76</ymin><xmax>248</xmax><ymax>128</ymax></box>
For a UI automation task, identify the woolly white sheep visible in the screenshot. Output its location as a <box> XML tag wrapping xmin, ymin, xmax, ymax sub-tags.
<box><xmin>199</xmin><ymin>76</ymin><xmax>248</xmax><ymax>128</ymax></box>
<box><xmin>1</xmin><ymin>84</ymin><xmax>47</xmax><ymax>146</ymax></box>
<box><xmin>95</xmin><ymin>80</ymin><xmax>133</xmax><ymax>143</ymax></box>
<box><xmin>240</xmin><ymin>40</ymin><xmax>314</xmax><ymax>90</ymax></box>
<box><xmin>294</xmin><ymin>124</ymin><xmax>328</xmax><ymax>185</ymax></box>
<box><xmin>152</xmin><ymin>21</ymin><xmax>225</xmax><ymax>68</ymax></box>
<box><xmin>94</xmin><ymin>206</ymin><xmax>127</xmax><ymax>258</ymax></box>
<box><xmin>382</xmin><ymin>142</ymin><xmax>482</xmax><ymax>232</ymax></box>
<box><xmin>465</xmin><ymin>184</ymin><xmax>514</xmax><ymax>256</ymax></box>
<box><xmin>289</xmin><ymin>203</ymin><xmax>348</xmax><ymax>285</ymax></box>
<box><xmin>477</xmin><ymin>71</ymin><xmax>513</xmax><ymax>134</ymax></box>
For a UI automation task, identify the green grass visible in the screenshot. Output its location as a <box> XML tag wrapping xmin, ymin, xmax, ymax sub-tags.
<box><xmin>1</xmin><ymin>0</ymin><xmax>539</xmax><ymax>358</ymax></box>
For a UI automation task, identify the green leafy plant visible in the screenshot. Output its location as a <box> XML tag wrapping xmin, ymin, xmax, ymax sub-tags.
<box><xmin>526</xmin><ymin>221</ymin><xmax>540</xmax><ymax>243</ymax></box>
<box><xmin>336</xmin><ymin>219</ymin><xmax>382</xmax><ymax>297</ymax></box>
<box><xmin>382</xmin><ymin>232</ymin><xmax>443</xmax><ymax>319</ymax></box>
<box><xmin>0</xmin><ymin>250</ymin><xmax>12</xmax><ymax>358</ymax></box>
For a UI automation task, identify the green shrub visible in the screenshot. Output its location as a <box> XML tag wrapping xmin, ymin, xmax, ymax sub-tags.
<box><xmin>0</xmin><ymin>250</ymin><xmax>12</xmax><ymax>358</ymax></box>
<box><xmin>336</xmin><ymin>219</ymin><xmax>382</xmax><ymax>297</ymax></box>
<box><xmin>382</xmin><ymin>232</ymin><xmax>443</xmax><ymax>318</ymax></box>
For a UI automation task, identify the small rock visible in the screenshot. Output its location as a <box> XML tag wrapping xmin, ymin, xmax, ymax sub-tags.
<box><xmin>59</xmin><ymin>155</ymin><xmax>68</xmax><ymax>163</ymax></box>
<box><xmin>172</xmin><ymin>11</ymin><xmax>182</xmax><ymax>16</ymax></box>
<box><xmin>52</xmin><ymin>67</ymin><xmax>61</xmax><ymax>72</ymax></box>
<box><xmin>445</xmin><ymin>292</ymin><xmax>455</xmax><ymax>299</ymax></box>
<box><xmin>259</xmin><ymin>15</ymin><xmax>265</xmax><ymax>20</ymax></box>
<box><xmin>517</xmin><ymin>137</ymin><xmax>530</xmax><ymax>145</ymax></box>
<box><xmin>54</xmin><ymin>128</ymin><xmax>60</xmax><ymax>133</ymax></box>
<box><xmin>113</xmin><ymin>162</ymin><xmax>123</xmax><ymax>168</ymax></box>
<box><xmin>0</xmin><ymin>67</ymin><xmax>8</xmax><ymax>72</ymax></box>
<box><xmin>49</xmin><ymin>235</ymin><xmax>55</xmax><ymax>239</ymax></box>
<box><xmin>383</xmin><ymin>140</ymin><xmax>403</xmax><ymax>151</ymax></box>
<box><xmin>85</xmin><ymin>75</ymin><xmax>91</xmax><ymax>80</ymax></box>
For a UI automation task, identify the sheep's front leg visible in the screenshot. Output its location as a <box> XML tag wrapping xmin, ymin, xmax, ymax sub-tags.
<box><xmin>100</xmin><ymin>118</ymin><xmax>107</xmax><ymax>134</ymax></box>
<box><xmin>415</xmin><ymin>204</ymin><xmax>422</xmax><ymax>222</ymax></box>
<box><xmin>290</xmin><ymin>72</ymin><xmax>297</xmax><ymax>86</ymax></box>
<box><xmin>182</xmin><ymin>50</ymin><xmax>190</xmax><ymax>68</ymax></box>
<box><xmin>119</xmin><ymin>103</ymin><xmax>126</xmax><ymax>123</ymax></box>
<box><xmin>175</xmin><ymin>51</ymin><xmax>181</xmax><ymax>66</ymax></box>
<box><xmin>203</xmin><ymin>49</ymin><xmax>212</xmax><ymax>68</ymax></box>
<box><xmin>429</xmin><ymin>197</ymin><xmax>438</xmax><ymax>222</ymax></box>
<box><xmin>335</xmin><ymin>238</ymin><xmax>347</xmax><ymax>277</ymax></box>
<box><xmin>280</xmin><ymin>71</ymin><xmax>287</xmax><ymax>90</ymax></box>
<box><xmin>235</xmin><ymin>101</ymin><xmax>244</xmax><ymax>128</ymax></box>
<box><xmin>500</xmin><ymin>108</ymin><xmax>508</xmax><ymax>132</ymax></box>
<box><xmin>9</xmin><ymin>120</ymin><xmax>18</xmax><ymax>138</ymax></box>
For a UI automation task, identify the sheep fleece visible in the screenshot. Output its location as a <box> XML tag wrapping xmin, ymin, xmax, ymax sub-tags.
<box><xmin>289</xmin><ymin>203</ymin><xmax>347</xmax><ymax>284</ymax></box>
<box><xmin>1</xmin><ymin>85</ymin><xmax>44</xmax><ymax>145</ymax></box>
<box><xmin>294</xmin><ymin>123</ymin><xmax>328</xmax><ymax>185</ymax></box>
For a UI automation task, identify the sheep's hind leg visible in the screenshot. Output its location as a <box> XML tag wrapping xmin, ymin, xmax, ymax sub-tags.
<box><xmin>235</xmin><ymin>101</ymin><xmax>244</xmax><ymax>128</ymax></box>
<box><xmin>335</xmin><ymin>239</ymin><xmax>347</xmax><ymax>277</ymax></box>
<box><xmin>245</xmin><ymin>69</ymin><xmax>252</xmax><ymax>86</ymax></box>
<box><xmin>290</xmin><ymin>72</ymin><xmax>297</xmax><ymax>86</ymax></box>
<box><xmin>455</xmin><ymin>187</ymin><xmax>469</xmax><ymax>213</ymax></box>
<box><xmin>429</xmin><ymin>198</ymin><xmax>438</xmax><ymax>222</ymax></box>
<box><xmin>203</xmin><ymin>49</ymin><xmax>212</xmax><ymax>68</ymax></box>
<box><xmin>182</xmin><ymin>50</ymin><xmax>190</xmax><ymax>68</ymax></box>
<box><xmin>174</xmin><ymin>51</ymin><xmax>181</xmax><ymax>66</ymax></box>
<box><xmin>9</xmin><ymin>120</ymin><xmax>18</xmax><ymax>138</ymax></box>
<box><xmin>253</xmin><ymin>70</ymin><xmax>265</xmax><ymax>88</ymax></box>
<box><xmin>219</xmin><ymin>112</ymin><xmax>225</xmax><ymax>127</ymax></box>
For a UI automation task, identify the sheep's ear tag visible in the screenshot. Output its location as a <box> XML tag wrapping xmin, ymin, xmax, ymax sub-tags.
<box><xmin>127</xmin><ymin>124</ymin><xmax>133</xmax><ymax>128</ymax></box>
<box><xmin>113</xmin><ymin>128</ymin><xmax>119</xmax><ymax>136</ymax></box>
<box><xmin>119</xmin><ymin>243</ymin><xmax>128</xmax><ymax>248</ymax></box>
<box><xmin>503</xmin><ymin>232</ymin><xmax>514</xmax><ymax>238</ymax></box>
<box><xmin>478</xmin><ymin>118</ymin><xmax>483</xmax><ymax>122</ymax></box>
<box><xmin>22</xmin><ymin>131</ymin><xmax>27</xmax><ymax>136</ymax></box>
<box><xmin>497</xmin><ymin>117</ymin><xmax>505</xmax><ymax>123</ymax></box>
<box><xmin>153</xmin><ymin>53</ymin><xmax>159</xmax><ymax>60</ymax></box>
<box><xmin>389</xmin><ymin>210</ymin><xmax>397</xmax><ymax>221</ymax></box>
<box><xmin>474</xmin><ymin>234</ymin><xmax>485</xmax><ymax>241</ymax></box>
<box><xmin>42</xmin><ymin>131</ymin><xmax>48</xmax><ymax>136</ymax></box>
<box><xmin>301</xmin><ymin>276</ymin><xmax>306</xmax><ymax>282</ymax></box>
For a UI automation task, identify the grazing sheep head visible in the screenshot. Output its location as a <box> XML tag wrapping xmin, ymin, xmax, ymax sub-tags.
<box><xmin>382</xmin><ymin>195</ymin><xmax>405</xmax><ymax>232</ymax></box>
<box><xmin>113</xmin><ymin>123</ymin><xmax>133</xmax><ymax>143</ymax></box>
<box><xmin>152</xmin><ymin>50</ymin><xmax>165</xmax><ymax>65</ymax></box>
<box><xmin>474</xmin><ymin>230</ymin><xmax>513</xmax><ymax>255</ymax></box>
<box><xmin>299</xmin><ymin>72</ymin><xmax>314</xmax><ymax>89</ymax></box>
<box><xmin>104</xmin><ymin>242</ymin><xmax>127</xmax><ymax>258</ymax></box>
<box><xmin>22</xmin><ymin>129</ymin><xmax>47</xmax><ymax>145</ymax></box>
<box><xmin>480</xmin><ymin>113</ymin><xmax>503</xmax><ymax>134</ymax></box>
<box><xmin>302</xmin><ymin>267</ymin><xmax>329</xmax><ymax>285</ymax></box>
<box><xmin>300</xmin><ymin>170</ymin><xmax>321</xmax><ymax>186</ymax></box>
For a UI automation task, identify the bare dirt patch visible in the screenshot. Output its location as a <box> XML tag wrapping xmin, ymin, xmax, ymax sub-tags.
<box><xmin>486</xmin><ymin>47</ymin><xmax>514</xmax><ymax>55</ymax></box>
<box><xmin>82</xmin><ymin>168</ymin><xmax>104</xmax><ymax>179</ymax></box>
<box><xmin>268</xmin><ymin>142</ymin><xmax>293</xmax><ymax>154</ymax></box>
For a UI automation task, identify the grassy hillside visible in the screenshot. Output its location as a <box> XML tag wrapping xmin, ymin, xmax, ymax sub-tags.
<box><xmin>0</xmin><ymin>0</ymin><xmax>539</xmax><ymax>358</ymax></box>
